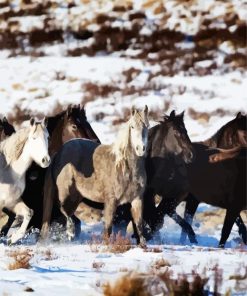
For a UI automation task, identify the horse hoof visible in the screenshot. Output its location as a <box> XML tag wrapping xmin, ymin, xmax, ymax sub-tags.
<box><xmin>189</xmin><ymin>236</ymin><xmax>198</xmax><ymax>244</ymax></box>
<box><xmin>218</xmin><ymin>244</ymin><xmax>225</xmax><ymax>249</ymax></box>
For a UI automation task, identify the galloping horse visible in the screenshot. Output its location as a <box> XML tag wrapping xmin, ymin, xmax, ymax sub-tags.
<box><xmin>0</xmin><ymin>118</ymin><xmax>50</xmax><ymax>244</ymax></box>
<box><xmin>40</xmin><ymin>107</ymin><xmax>149</xmax><ymax>246</ymax></box>
<box><xmin>179</xmin><ymin>112</ymin><xmax>247</xmax><ymax>247</ymax></box>
<box><xmin>141</xmin><ymin>110</ymin><xmax>196</xmax><ymax>242</ymax></box>
<box><xmin>0</xmin><ymin>105</ymin><xmax>100</xmax><ymax>237</ymax></box>
<box><xmin>75</xmin><ymin>110</ymin><xmax>197</xmax><ymax>243</ymax></box>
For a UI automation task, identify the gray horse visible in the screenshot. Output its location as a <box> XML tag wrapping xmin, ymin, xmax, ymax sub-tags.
<box><xmin>40</xmin><ymin>106</ymin><xmax>149</xmax><ymax>246</ymax></box>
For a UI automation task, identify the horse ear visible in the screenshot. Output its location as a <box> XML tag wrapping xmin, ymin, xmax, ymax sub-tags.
<box><xmin>66</xmin><ymin>105</ymin><xmax>72</xmax><ymax>116</ymax></box>
<box><xmin>30</xmin><ymin>117</ymin><xmax>35</xmax><ymax>126</ymax></box>
<box><xmin>178</xmin><ymin>111</ymin><xmax>185</xmax><ymax>119</ymax></box>
<box><xmin>170</xmin><ymin>110</ymin><xmax>176</xmax><ymax>119</ymax></box>
<box><xmin>144</xmin><ymin>105</ymin><xmax>148</xmax><ymax>115</ymax></box>
<box><xmin>236</xmin><ymin>112</ymin><xmax>242</xmax><ymax>119</ymax></box>
<box><xmin>3</xmin><ymin>117</ymin><xmax>8</xmax><ymax>123</ymax></box>
<box><xmin>131</xmin><ymin>107</ymin><xmax>136</xmax><ymax>116</ymax></box>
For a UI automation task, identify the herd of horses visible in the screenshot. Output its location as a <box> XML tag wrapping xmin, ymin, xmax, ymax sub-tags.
<box><xmin>0</xmin><ymin>105</ymin><xmax>246</xmax><ymax>248</ymax></box>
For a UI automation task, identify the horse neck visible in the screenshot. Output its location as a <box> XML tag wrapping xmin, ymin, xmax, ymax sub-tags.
<box><xmin>113</xmin><ymin>124</ymin><xmax>139</xmax><ymax>172</ymax></box>
<box><xmin>203</xmin><ymin>123</ymin><xmax>236</xmax><ymax>148</ymax></box>
<box><xmin>48</xmin><ymin>119</ymin><xmax>63</xmax><ymax>155</ymax></box>
<box><xmin>10</xmin><ymin>140</ymin><xmax>33</xmax><ymax>178</ymax></box>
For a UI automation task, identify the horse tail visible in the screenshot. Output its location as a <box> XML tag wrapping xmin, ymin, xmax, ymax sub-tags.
<box><xmin>40</xmin><ymin>163</ymin><xmax>56</xmax><ymax>240</ymax></box>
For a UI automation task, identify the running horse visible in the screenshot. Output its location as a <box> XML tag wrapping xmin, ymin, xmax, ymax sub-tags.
<box><xmin>0</xmin><ymin>105</ymin><xmax>100</xmax><ymax>238</ymax></box>
<box><xmin>0</xmin><ymin>118</ymin><xmax>50</xmax><ymax>244</ymax></box>
<box><xmin>179</xmin><ymin>112</ymin><xmax>247</xmax><ymax>247</ymax></box>
<box><xmin>40</xmin><ymin>107</ymin><xmax>149</xmax><ymax>246</ymax></box>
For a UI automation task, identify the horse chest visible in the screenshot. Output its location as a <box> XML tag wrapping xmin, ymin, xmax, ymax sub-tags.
<box><xmin>116</xmin><ymin>169</ymin><xmax>145</xmax><ymax>204</ymax></box>
<box><xmin>0</xmin><ymin>180</ymin><xmax>25</xmax><ymax>208</ymax></box>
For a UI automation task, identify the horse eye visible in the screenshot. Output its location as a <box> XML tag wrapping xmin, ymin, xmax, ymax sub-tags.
<box><xmin>131</xmin><ymin>126</ymin><xmax>134</xmax><ymax>129</ymax></box>
<box><xmin>72</xmin><ymin>124</ymin><xmax>77</xmax><ymax>130</ymax></box>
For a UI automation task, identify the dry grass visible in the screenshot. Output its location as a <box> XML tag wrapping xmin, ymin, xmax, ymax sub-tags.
<box><xmin>92</xmin><ymin>261</ymin><xmax>105</xmax><ymax>271</ymax></box>
<box><xmin>103</xmin><ymin>269</ymin><xmax>209</xmax><ymax>296</ymax></box>
<box><xmin>6</xmin><ymin>249</ymin><xmax>33</xmax><ymax>270</ymax></box>
<box><xmin>103</xmin><ymin>272</ymin><xmax>151</xmax><ymax>296</ymax></box>
<box><xmin>89</xmin><ymin>232</ymin><xmax>132</xmax><ymax>254</ymax></box>
<box><xmin>151</xmin><ymin>258</ymin><xmax>171</xmax><ymax>270</ymax></box>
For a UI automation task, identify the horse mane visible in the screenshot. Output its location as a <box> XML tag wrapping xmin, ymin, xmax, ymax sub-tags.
<box><xmin>0</xmin><ymin>127</ymin><xmax>29</xmax><ymax>165</ymax></box>
<box><xmin>204</xmin><ymin>117</ymin><xmax>237</xmax><ymax>147</ymax></box>
<box><xmin>111</xmin><ymin>120</ymin><xmax>131</xmax><ymax>171</ymax></box>
<box><xmin>47</xmin><ymin>110</ymin><xmax>66</xmax><ymax>135</ymax></box>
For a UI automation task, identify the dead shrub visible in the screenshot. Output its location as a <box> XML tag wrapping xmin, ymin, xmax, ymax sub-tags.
<box><xmin>89</xmin><ymin>232</ymin><xmax>132</xmax><ymax>254</ymax></box>
<box><xmin>92</xmin><ymin>261</ymin><xmax>105</xmax><ymax>271</ymax></box>
<box><xmin>152</xmin><ymin>258</ymin><xmax>171</xmax><ymax>270</ymax></box>
<box><xmin>7</xmin><ymin>248</ymin><xmax>33</xmax><ymax>270</ymax></box>
<box><xmin>103</xmin><ymin>272</ymin><xmax>150</xmax><ymax>296</ymax></box>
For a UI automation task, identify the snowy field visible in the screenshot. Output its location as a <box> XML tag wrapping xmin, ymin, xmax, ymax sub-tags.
<box><xmin>0</xmin><ymin>55</ymin><xmax>246</xmax><ymax>295</ymax></box>
<box><xmin>0</xmin><ymin>0</ymin><xmax>247</xmax><ymax>295</ymax></box>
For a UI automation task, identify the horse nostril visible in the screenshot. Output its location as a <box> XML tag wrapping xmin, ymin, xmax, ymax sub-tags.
<box><xmin>42</xmin><ymin>156</ymin><xmax>50</xmax><ymax>165</ymax></box>
<box><xmin>143</xmin><ymin>146</ymin><xmax>145</xmax><ymax>152</ymax></box>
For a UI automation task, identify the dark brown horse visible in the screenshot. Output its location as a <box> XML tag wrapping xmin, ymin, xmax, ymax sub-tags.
<box><xmin>148</xmin><ymin>112</ymin><xmax>247</xmax><ymax>247</ymax></box>
<box><xmin>180</xmin><ymin>145</ymin><xmax>246</xmax><ymax>248</ymax></box>
<box><xmin>178</xmin><ymin>113</ymin><xmax>247</xmax><ymax>247</ymax></box>
<box><xmin>141</xmin><ymin>110</ymin><xmax>197</xmax><ymax>243</ymax></box>
<box><xmin>0</xmin><ymin>105</ymin><xmax>100</xmax><ymax>238</ymax></box>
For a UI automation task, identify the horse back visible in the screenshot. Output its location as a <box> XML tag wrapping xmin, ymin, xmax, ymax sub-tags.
<box><xmin>52</xmin><ymin>139</ymin><xmax>100</xmax><ymax>180</ymax></box>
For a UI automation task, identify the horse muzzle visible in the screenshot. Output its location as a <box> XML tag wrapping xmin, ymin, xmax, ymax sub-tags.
<box><xmin>136</xmin><ymin>145</ymin><xmax>146</xmax><ymax>156</ymax></box>
<box><xmin>41</xmin><ymin>156</ymin><xmax>51</xmax><ymax>168</ymax></box>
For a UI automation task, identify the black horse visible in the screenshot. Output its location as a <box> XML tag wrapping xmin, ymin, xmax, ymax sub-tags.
<box><xmin>0</xmin><ymin>105</ymin><xmax>101</xmax><ymax>237</ymax></box>
<box><xmin>180</xmin><ymin>112</ymin><xmax>247</xmax><ymax>247</ymax></box>
<box><xmin>152</xmin><ymin>113</ymin><xmax>247</xmax><ymax>247</ymax></box>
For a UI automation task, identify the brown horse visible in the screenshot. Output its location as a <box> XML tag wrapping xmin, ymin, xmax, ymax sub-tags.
<box><xmin>0</xmin><ymin>105</ymin><xmax>100</xmax><ymax>238</ymax></box>
<box><xmin>40</xmin><ymin>107</ymin><xmax>149</xmax><ymax>246</ymax></box>
<box><xmin>178</xmin><ymin>112</ymin><xmax>247</xmax><ymax>247</ymax></box>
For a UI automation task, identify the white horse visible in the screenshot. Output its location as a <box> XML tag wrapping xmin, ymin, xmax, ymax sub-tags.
<box><xmin>0</xmin><ymin>118</ymin><xmax>50</xmax><ymax>244</ymax></box>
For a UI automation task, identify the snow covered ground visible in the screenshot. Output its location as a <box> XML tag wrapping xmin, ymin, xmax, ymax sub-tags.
<box><xmin>0</xmin><ymin>53</ymin><xmax>246</xmax><ymax>296</ymax></box>
<box><xmin>0</xmin><ymin>0</ymin><xmax>247</xmax><ymax>294</ymax></box>
<box><xmin>0</xmin><ymin>218</ymin><xmax>247</xmax><ymax>296</ymax></box>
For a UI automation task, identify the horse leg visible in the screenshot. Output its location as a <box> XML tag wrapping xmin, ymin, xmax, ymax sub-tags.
<box><xmin>219</xmin><ymin>209</ymin><xmax>239</xmax><ymax>248</ymax></box>
<box><xmin>71</xmin><ymin>214</ymin><xmax>81</xmax><ymax>239</ymax></box>
<box><xmin>131</xmin><ymin>197</ymin><xmax>146</xmax><ymax>247</ymax></box>
<box><xmin>59</xmin><ymin>205</ymin><xmax>76</xmax><ymax>241</ymax></box>
<box><xmin>40</xmin><ymin>168</ymin><xmax>56</xmax><ymax>240</ymax></box>
<box><xmin>236</xmin><ymin>215</ymin><xmax>247</xmax><ymax>244</ymax></box>
<box><xmin>180</xmin><ymin>194</ymin><xmax>199</xmax><ymax>244</ymax></box>
<box><xmin>103</xmin><ymin>199</ymin><xmax>117</xmax><ymax>240</ymax></box>
<box><xmin>8</xmin><ymin>201</ymin><xmax>33</xmax><ymax>244</ymax></box>
<box><xmin>0</xmin><ymin>208</ymin><xmax>16</xmax><ymax>236</ymax></box>
<box><xmin>143</xmin><ymin>187</ymin><xmax>157</xmax><ymax>234</ymax></box>
<box><xmin>167</xmin><ymin>209</ymin><xmax>198</xmax><ymax>244</ymax></box>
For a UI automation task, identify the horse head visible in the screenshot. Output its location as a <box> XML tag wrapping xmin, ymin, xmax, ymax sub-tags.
<box><xmin>27</xmin><ymin>118</ymin><xmax>50</xmax><ymax>168</ymax></box>
<box><xmin>129</xmin><ymin>105</ymin><xmax>149</xmax><ymax>157</ymax></box>
<box><xmin>62</xmin><ymin>104</ymin><xmax>100</xmax><ymax>143</ymax></box>
<box><xmin>163</xmin><ymin>110</ymin><xmax>194</xmax><ymax>163</ymax></box>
